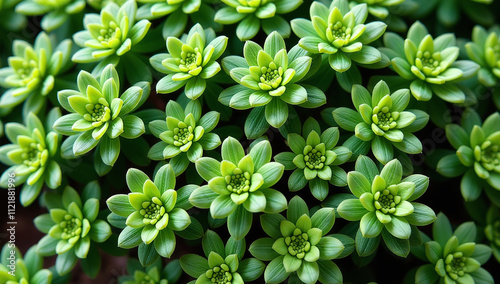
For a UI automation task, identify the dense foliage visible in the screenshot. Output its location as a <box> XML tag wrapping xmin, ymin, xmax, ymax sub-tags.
<box><xmin>1</xmin><ymin>0</ymin><xmax>500</xmax><ymax>283</ymax></box>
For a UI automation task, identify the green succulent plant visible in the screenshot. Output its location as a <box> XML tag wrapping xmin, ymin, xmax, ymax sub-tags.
<box><xmin>349</xmin><ymin>0</ymin><xmax>405</xmax><ymax>19</ymax></box>
<box><xmin>150</xmin><ymin>24</ymin><xmax>227</xmax><ymax>100</ymax></box>
<box><xmin>118</xmin><ymin>258</ymin><xmax>182</xmax><ymax>284</ymax></box>
<box><xmin>0</xmin><ymin>110</ymin><xmax>62</xmax><ymax>206</ymax></box>
<box><xmin>274</xmin><ymin>117</ymin><xmax>351</xmax><ymax>200</ymax></box>
<box><xmin>337</xmin><ymin>156</ymin><xmax>436</xmax><ymax>257</ymax></box>
<box><xmin>15</xmin><ymin>0</ymin><xmax>85</xmax><ymax>31</ymax></box>
<box><xmin>148</xmin><ymin>99</ymin><xmax>221</xmax><ymax>176</ymax></box>
<box><xmin>0</xmin><ymin>33</ymin><xmax>72</xmax><ymax>115</ymax></box>
<box><xmin>180</xmin><ymin>230</ymin><xmax>265</xmax><ymax>284</ymax></box>
<box><xmin>106</xmin><ymin>164</ymin><xmax>194</xmax><ymax>266</ymax></box>
<box><xmin>72</xmin><ymin>1</ymin><xmax>151</xmax><ymax>73</ymax></box>
<box><xmin>465</xmin><ymin>25</ymin><xmax>500</xmax><ymax>87</ymax></box>
<box><xmin>0</xmin><ymin>244</ymin><xmax>52</xmax><ymax>284</ymax></box>
<box><xmin>381</xmin><ymin>21</ymin><xmax>480</xmax><ymax>103</ymax></box>
<box><xmin>333</xmin><ymin>80</ymin><xmax>429</xmax><ymax>164</ymax></box>
<box><xmin>249</xmin><ymin>196</ymin><xmax>348</xmax><ymax>284</ymax></box>
<box><xmin>214</xmin><ymin>0</ymin><xmax>303</xmax><ymax>41</ymax></box>
<box><xmin>191</xmin><ymin>137</ymin><xmax>286</xmax><ymax>240</ymax></box>
<box><xmin>413</xmin><ymin>213</ymin><xmax>494</xmax><ymax>284</ymax></box>
<box><xmin>53</xmin><ymin>64</ymin><xmax>149</xmax><ymax>167</ymax></box>
<box><xmin>220</xmin><ymin>31</ymin><xmax>326</xmax><ymax>131</ymax></box>
<box><xmin>34</xmin><ymin>186</ymin><xmax>112</xmax><ymax>276</ymax></box>
<box><xmin>437</xmin><ymin>110</ymin><xmax>500</xmax><ymax>201</ymax></box>
<box><xmin>291</xmin><ymin>0</ymin><xmax>387</xmax><ymax>73</ymax></box>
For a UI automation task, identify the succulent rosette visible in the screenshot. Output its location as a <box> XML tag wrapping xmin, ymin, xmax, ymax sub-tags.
<box><xmin>381</xmin><ymin>21</ymin><xmax>480</xmax><ymax>103</ymax></box>
<box><xmin>72</xmin><ymin>1</ymin><xmax>151</xmax><ymax>73</ymax></box>
<box><xmin>0</xmin><ymin>244</ymin><xmax>52</xmax><ymax>284</ymax></box>
<box><xmin>34</xmin><ymin>186</ymin><xmax>112</xmax><ymax>276</ymax></box>
<box><xmin>413</xmin><ymin>213</ymin><xmax>494</xmax><ymax>284</ymax></box>
<box><xmin>150</xmin><ymin>24</ymin><xmax>228</xmax><ymax>100</ymax></box>
<box><xmin>180</xmin><ymin>230</ymin><xmax>265</xmax><ymax>284</ymax></box>
<box><xmin>0</xmin><ymin>110</ymin><xmax>62</xmax><ymax>206</ymax></box>
<box><xmin>274</xmin><ymin>117</ymin><xmax>351</xmax><ymax>200</ymax></box>
<box><xmin>214</xmin><ymin>0</ymin><xmax>303</xmax><ymax>41</ymax></box>
<box><xmin>191</xmin><ymin>137</ymin><xmax>286</xmax><ymax>240</ymax></box>
<box><xmin>337</xmin><ymin>156</ymin><xmax>436</xmax><ymax>257</ymax></box>
<box><xmin>0</xmin><ymin>33</ymin><xmax>72</xmax><ymax>115</ymax></box>
<box><xmin>148</xmin><ymin>99</ymin><xmax>221</xmax><ymax>176</ymax></box>
<box><xmin>437</xmin><ymin>110</ymin><xmax>500</xmax><ymax>202</ymax></box>
<box><xmin>53</xmin><ymin>64</ymin><xmax>149</xmax><ymax>167</ymax></box>
<box><xmin>465</xmin><ymin>25</ymin><xmax>500</xmax><ymax>87</ymax></box>
<box><xmin>332</xmin><ymin>80</ymin><xmax>429</xmax><ymax>164</ymax></box>
<box><xmin>291</xmin><ymin>0</ymin><xmax>387</xmax><ymax>73</ymax></box>
<box><xmin>349</xmin><ymin>0</ymin><xmax>405</xmax><ymax>19</ymax></box>
<box><xmin>249</xmin><ymin>196</ymin><xmax>348</xmax><ymax>284</ymax></box>
<box><xmin>220</xmin><ymin>31</ymin><xmax>326</xmax><ymax>130</ymax></box>
<box><xmin>106</xmin><ymin>164</ymin><xmax>194</xmax><ymax>266</ymax></box>
<box><xmin>15</xmin><ymin>0</ymin><xmax>85</xmax><ymax>31</ymax></box>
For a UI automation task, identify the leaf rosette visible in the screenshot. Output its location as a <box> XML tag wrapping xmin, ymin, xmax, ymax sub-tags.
<box><xmin>35</xmin><ymin>186</ymin><xmax>112</xmax><ymax>276</ymax></box>
<box><xmin>191</xmin><ymin>137</ymin><xmax>286</xmax><ymax>240</ymax></box>
<box><xmin>53</xmin><ymin>64</ymin><xmax>149</xmax><ymax>166</ymax></box>
<box><xmin>0</xmin><ymin>110</ymin><xmax>62</xmax><ymax>206</ymax></box>
<box><xmin>148</xmin><ymin>99</ymin><xmax>221</xmax><ymax>176</ymax></box>
<box><xmin>337</xmin><ymin>156</ymin><xmax>436</xmax><ymax>257</ymax></box>
<box><xmin>107</xmin><ymin>164</ymin><xmax>194</xmax><ymax>265</ymax></box>
<box><xmin>274</xmin><ymin>117</ymin><xmax>351</xmax><ymax>200</ymax></box>
<box><xmin>333</xmin><ymin>80</ymin><xmax>429</xmax><ymax>164</ymax></box>
<box><xmin>291</xmin><ymin>0</ymin><xmax>387</xmax><ymax>72</ymax></box>
<box><xmin>0</xmin><ymin>33</ymin><xmax>72</xmax><ymax>115</ymax></box>
<box><xmin>220</xmin><ymin>31</ymin><xmax>326</xmax><ymax>129</ymax></box>
<box><xmin>72</xmin><ymin>1</ymin><xmax>151</xmax><ymax>68</ymax></box>
<box><xmin>249</xmin><ymin>196</ymin><xmax>348</xmax><ymax>284</ymax></box>
<box><xmin>381</xmin><ymin>21</ymin><xmax>480</xmax><ymax>103</ymax></box>
<box><xmin>151</xmin><ymin>24</ymin><xmax>228</xmax><ymax>100</ymax></box>
<box><xmin>413</xmin><ymin>213</ymin><xmax>494</xmax><ymax>284</ymax></box>
<box><xmin>437</xmin><ymin>110</ymin><xmax>500</xmax><ymax>202</ymax></box>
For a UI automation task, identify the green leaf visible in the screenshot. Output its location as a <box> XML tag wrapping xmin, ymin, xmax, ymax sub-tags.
<box><xmin>139</xmin><ymin>243</ymin><xmax>160</xmax><ymax>267</ymax></box>
<box><xmin>73</xmin><ymin>131</ymin><xmax>99</xmax><ymax>156</ymax></box>
<box><xmin>228</xmin><ymin>205</ymin><xmax>253</xmax><ymax>240</ymax></box>
<box><xmin>180</xmin><ymin>254</ymin><xmax>210</xmax><ymax>278</ymax></box>
<box><xmin>311</xmin><ymin>208</ymin><xmax>335</xmax><ymax>235</ymax></box>
<box><xmin>328</xmin><ymin>52</ymin><xmax>351</xmax><ymax>72</ymax></box>
<box><xmin>264</xmin><ymin>255</ymin><xmax>289</xmax><ymax>284</ymax></box>
<box><xmin>381</xmin><ymin>229</ymin><xmax>410</xmax><ymax>257</ymax></box>
<box><xmin>433</xmin><ymin>213</ymin><xmax>453</xmax><ymax>247</ymax></box>
<box><xmin>221</xmin><ymin>137</ymin><xmax>245</xmax><ymax>165</ymax></box>
<box><xmin>371</xmin><ymin>136</ymin><xmax>394</xmax><ymax>164</ymax></box>
<box><xmin>236</xmin><ymin>15</ymin><xmax>260</xmax><ymax>41</ymax></box>
<box><xmin>355</xmin><ymin>229</ymin><xmax>381</xmax><ymax>257</ymax></box>
<box><xmin>211</xmin><ymin>195</ymin><xmax>238</xmax><ymax>219</ymax></box>
<box><xmin>260</xmin><ymin>214</ymin><xmax>286</xmax><ymax>239</ymax></box>
<box><xmin>337</xmin><ymin>199</ymin><xmax>367</xmax><ymax>221</ymax></box>
<box><xmin>405</xmin><ymin>203</ymin><xmax>436</xmax><ymax>226</ymax></box>
<box><xmin>154</xmin><ymin>228</ymin><xmax>176</xmax><ymax>258</ymax></box>
<box><xmin>195</xmin><ymin>157</ymin><xmax>222</xmax><ymax>182</ymax></box>
<box><xmin>317</xmin><ymin>260</ymin><xmax>343</xmax><ymax>284</ymax></box>
<box><xmin>297</xmin><ymin>261</ymin><xmax>319</xmax><ymax>284</ymax></box>
<box><xmin>287</xmin><ymin>196</ymin><xmax>309</xmax><ymax>223</ymax></box>
<box><xmin>265</xmin><ymin>98</ymin><xmax>289</xmax><ymax>128</ymax></box>
<box><xmin>238</xmin><ymin>258</ymin><xmax>265</xmax><ymax>282</ymax></box>
<box><xmin>332</xmin><ymin>107</ymin><xmax>363</xmax><ymax>131</ymax></box>
<box><xmin>249</xmin><ymin>238</ymin><xmax>279</xmax><ymax>261</ymax></box>
<box><xmin>245</xmin><ymin>106</ymin><xmax>270</xmax><ymax>139</ymax></box>
<box><xmin>55</xmin><ymin>250</ymin><xmax>78</xmax><ymax>276</ymax></box>
<box><xmin>436</xmin><ymin>154</ymin><xmax>467</xmax><ymax>177</ymax></box>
